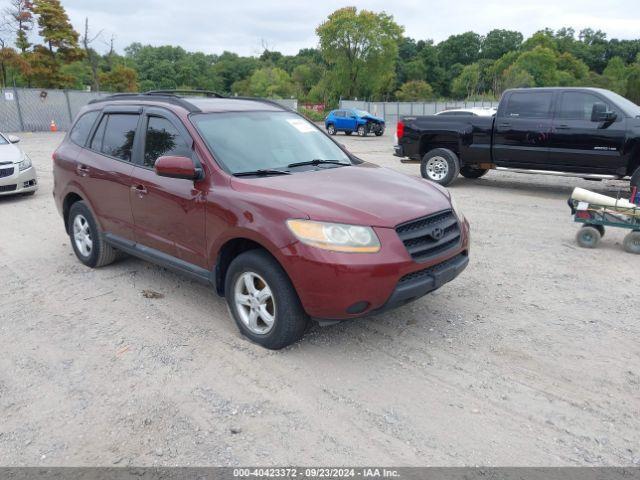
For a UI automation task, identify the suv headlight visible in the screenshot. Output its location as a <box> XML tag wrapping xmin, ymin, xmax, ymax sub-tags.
<box><xmin>18</xmin><ymin>154</ymin><xmax>32</xmax><ymax>171</ymax></box>
<box><xmin>450</xmin><ymin>195</ymin><xmax>465</xmax><ymax>222</ymax></box>
<box><xmin>287</xmin><ymin>219</ymin><xmax>381</xmax><ymax>253</ymax></box>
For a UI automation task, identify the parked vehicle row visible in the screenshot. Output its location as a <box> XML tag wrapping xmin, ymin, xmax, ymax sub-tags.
<box><xmin>394</xmin><ymin>87</ymin><xmax>640</xmax><ymax>188</ymax></box>
<box><xmin>0</xmin><ymin>133</ymin><xmax>38</xmax><ymax>197</ymax></box>
<box><xmin>53</xmin><ymin>92</ymin><xmax>469</xmax><ymax>349</ymax></box>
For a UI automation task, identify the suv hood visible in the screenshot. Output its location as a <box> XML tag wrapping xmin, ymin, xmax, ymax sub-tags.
<box><xmin>361</xmin><ymin>114</ymin><xmax>384</xmax><ymax>123</ymax></box>
<box><xmin>230</xmin><ymin>163</ymin><xmax>452</xmax><ymax>228</ymax></box>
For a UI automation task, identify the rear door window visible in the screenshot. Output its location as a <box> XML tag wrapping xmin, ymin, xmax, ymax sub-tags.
<box><xmin>504</xmin><ymin>92</ymin><xmax>553</xmax><ymax>119</ymax></box>
<box><xmin>69</xmin><ymin>110</ymin><xmax>100</xmax><ymax>146</ymax></box>
<box><xmin>143</xmin><ymin>116</ymin><xmax>192</xmax><ymax>168</ymax></box>
<box><xmin>98</xmin><ymin>114</ymin><xmax>140</xmax><ymax>162</ymax></box>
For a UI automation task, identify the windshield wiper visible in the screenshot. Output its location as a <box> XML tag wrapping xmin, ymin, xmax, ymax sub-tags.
<box><xmin>233</xmin><ymin>169</ymin><xmax>291</xmax><ymax>177</ymax></box>
<box><xmin>287</xmin><ymin>159</ymin><xmax>351</xmax><ymax>168</ymax></box>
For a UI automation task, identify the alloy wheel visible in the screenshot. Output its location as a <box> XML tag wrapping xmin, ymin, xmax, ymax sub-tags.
<box><xmin>73</xmin><ymin>214</ymin><xmax>93</xmax><ymax>257</ymax></box>
<box><xmin>234</xmin><ymin>271</ymin><xmax>276</xmax><ymax>335</ymax></box>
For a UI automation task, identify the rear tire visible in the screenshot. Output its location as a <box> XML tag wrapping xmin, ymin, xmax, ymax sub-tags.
<box><xmin>327</xmin><ymin>124</ymin><xmax>336</xmax><ymax>135</ymax></box>
<box><xmin>576</xmin><ymin>225</ymin><xmax>601</xmax><ymax>249</ymax></box>
<box><xmin>68</xmin><ymin>201</ymin><xmax>118</xmax><ymax>268</ymax></box>
<box><xmin>460</xmin><ymin>166</ymin><xmax>489</xmax><ymax>179</ymax></box>
<box><xmin>225</xmin><ymin>249</ymin><xmax>308</xmax><ymax>350</ymax></box>
<box><xmin>420</xmin><ymin>148</ymin><xmax>460</xmax><ymax>186</ymax></box>
<box><xmin>623</xmin><ymin>231</ymin><xmax>640</xmax><ymax>254</ymax></box>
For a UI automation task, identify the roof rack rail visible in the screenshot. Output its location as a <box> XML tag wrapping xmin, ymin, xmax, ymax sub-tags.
<box><xmin>145</xmin><ymin>89</ymin><xmax>225</xmax><ymax>98</ymax></box>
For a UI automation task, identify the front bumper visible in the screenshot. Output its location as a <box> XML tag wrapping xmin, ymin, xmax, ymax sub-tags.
<box><xmin>0</xmin><ymin>165</ymin><xmax>38</xmax><ymax>196</ymax></box>
<box><xmin>279</xmin><ymin>219</ymin><xmax>470</xmax><ymax>320</ymax></box>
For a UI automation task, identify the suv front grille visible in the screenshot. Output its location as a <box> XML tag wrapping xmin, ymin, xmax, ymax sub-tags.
<box><xmin>396</xmin><ymin>210</ymin><xmax>461</xmax><ymax>262</ymax></box>
<box><xmin>0</xmin><ymin>184</ymin><xmax>17</xmax><ymax>192</ymax></box>
<box><xmin>0</xmin><ymin>167</ymin><xmax>14</xmax><ymax>178</ymax></box>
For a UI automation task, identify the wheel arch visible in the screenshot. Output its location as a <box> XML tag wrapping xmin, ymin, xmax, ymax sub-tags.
<box><xmin>62</xmin><ymin>191</ymin><xmax>85</xmax><ymax>234</ymax></box>
<box><xmin>420</xmin><ymin>133</ymin><xmax>461</xmax><ymax>158</ymax></box>
<box><xmin>214</xmin><ymin>237</ymin><xmax>285</xmax><ymax>296</ymax></box>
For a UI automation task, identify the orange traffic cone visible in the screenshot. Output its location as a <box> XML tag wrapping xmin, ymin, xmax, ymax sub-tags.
<box><xmin>50</xmin><ymin>120</ymin><xmax>57</xmax><ymax>132</ymax></box>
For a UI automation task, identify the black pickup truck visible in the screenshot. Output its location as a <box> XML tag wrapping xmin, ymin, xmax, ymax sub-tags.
<box><xmin>394</xmin><ymin>87</ymin><xmax>640</xmax><ymax>188</ymax></box>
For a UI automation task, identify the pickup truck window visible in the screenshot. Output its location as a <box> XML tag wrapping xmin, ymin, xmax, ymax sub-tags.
<box><xmin>504</xmin><ymin>91</ymin><xmax>553</xmax><ymax>119</ymax></box>
<box><xmin>558</xmin><ymin>92</ymin><xmax>613</xmax><ymax>121</ymax></box>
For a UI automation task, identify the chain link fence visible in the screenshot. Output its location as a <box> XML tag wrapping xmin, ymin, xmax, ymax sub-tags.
<box><xmin>0</xmin><ymin>88</ymin><xmax>298</xmax><ymax>132</ymax></box>
<box><xmin>340</xmin><ymin>99</ymin><xmax>499</xmax><ymax>126</ymax></box>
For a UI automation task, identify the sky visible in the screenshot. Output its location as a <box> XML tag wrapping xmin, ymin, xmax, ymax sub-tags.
<box><xmin>54</xmin><ymin>0</ymin><xmax>640</xmax><ymax>56</ymax></box>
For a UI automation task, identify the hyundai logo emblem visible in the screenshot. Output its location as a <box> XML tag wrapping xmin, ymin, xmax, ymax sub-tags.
<box><xmin>431</xmin><ymin>227</ymin><xmax>444</xmax><ymax>240</ymax></box>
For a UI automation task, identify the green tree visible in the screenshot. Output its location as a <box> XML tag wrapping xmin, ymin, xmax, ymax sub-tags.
<box><xmin>395</xmin><ymin>80</ymin><xmax>434</xmax><ymax>101</ymax></box>
<box><xmin>602</xmin><ymin>56</ymin><xmax>628</xmax><ymax>94</ymax></box>
<box><xmin>513</xmin><ymin>46</ymin><xmax>558</xmax><ymax>86</ymax></box>
<box><xmin>481</xmin><ymin>29</ymin><xmax>522</xmax><ymax>60</ymax></box>
<box><xmin>500</xmin><ymin>65</ymin><xmax>535</xmax><ymax>90</ymax></box>
<box><xmin>244</xmin><ymin>67</ymin><xmax>294</xmax><ymax>98</ymax></box>
<box><xmin>4</xmin><ymin>0</ymin><xmax>34</xmax><ymax>52</ymax></box>
<box><xmin>437</xmin><ymin>32</ymin><xmax>482</xmax><ymax>69</ymax></box>
<box><xmin>316</xmin><ymin>7</ymin><xmax>403</xmax><ymax>100</ymax></box>
<box><xmin>99</xmin><ymin>64</ymin><xmax>138</xmax><ymax>92</ymax></box>
<box><xmin>626</xmin><ymin>64</ymin><xmax>640</xmax><ymax>104</ymax></box>
<box><xmin>32</xmin><ymin>0</ymin><xmax>82</xmax><ymax>61</ymax></box>
<box><xmin>451</xmin><ymin>63</ymin><xmax>480</xmax><ymax>98</ymax></box>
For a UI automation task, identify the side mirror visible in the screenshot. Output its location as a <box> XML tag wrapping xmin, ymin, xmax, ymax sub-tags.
<box><xmin>7</xmin><ymin>134</ymin><xmax>20</xmax><ymax>143</ymax></box>
<box><xmin>591</xmin><ymin>103</ymin><xmax>617</xmax><ymax>123</ymax></box>
<box><xmin>155</xmin><ymin>155</ymin><xmax>202</xmax><ymax>180</ymax></box>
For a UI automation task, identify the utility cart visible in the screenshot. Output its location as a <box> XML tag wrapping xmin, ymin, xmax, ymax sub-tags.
<box><xmin>569</xmin><ymin>199</ymin><xmax>640</xmax><ymax>254</ymax></box>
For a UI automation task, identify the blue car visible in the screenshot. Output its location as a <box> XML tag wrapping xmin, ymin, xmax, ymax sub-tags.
<box><xmin>324</xmin><ymin>109</ymin><xmax>385</xmax><ymax>137</ymax></box>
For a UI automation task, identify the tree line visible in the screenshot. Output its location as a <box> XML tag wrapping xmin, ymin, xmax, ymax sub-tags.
<box><xmin>2</xmin><ymin>2</ymin><xmax>640</xmax><ymax>106</ymax></box>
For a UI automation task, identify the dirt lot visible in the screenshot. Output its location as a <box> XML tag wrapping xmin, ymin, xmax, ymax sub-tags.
<box><xmin>1</xmin><ymin>131</ymin><xmax>638</xmax><ymax>467</ymax></box>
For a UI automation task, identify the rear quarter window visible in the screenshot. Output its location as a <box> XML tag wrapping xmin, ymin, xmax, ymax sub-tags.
<box><xmin>69</xmin><ymin>110</ymin><xmax>100</xmax><ymax>146</ymax></box>
<box><xmin>504</xmin><ymin>92</ymin><xmax>553</xmax><ymax>119</ymax></box>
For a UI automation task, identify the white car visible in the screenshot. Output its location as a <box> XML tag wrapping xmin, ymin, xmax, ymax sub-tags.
<box><xmin>435</xmin><ymin>107</ymin><xmax>497</xmax><ymax>117</ymax></box>
<box><xmin>0</xmin><ymin>133</ymin><xmax>38</xmax><ymax>196</ymax></box>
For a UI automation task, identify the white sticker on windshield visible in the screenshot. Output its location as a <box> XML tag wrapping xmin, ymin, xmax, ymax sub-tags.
<box><xmin>287</xmin><ymin>118</ymin><xmax>317</xmax><ymax>133</ymax></box>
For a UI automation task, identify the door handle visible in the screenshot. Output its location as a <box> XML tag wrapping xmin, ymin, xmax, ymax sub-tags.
<box><xmin>76</xmin><ymin>164</ymin><xmax>89</xmax><ymax>176</ymax></box>
<box><xmin>131</xmin><ymin>184</ymin><xmax>148</xmax><ymax>196</ymax></box>
<box><xmin>556</xmin><ymin>124</ymin><xmax>570</xmax><ymax>129</ymax></box>
<box><xmin>498</xmin><ymin>122</ymin><xmax>511</xmax><ymax>128</ymax></box>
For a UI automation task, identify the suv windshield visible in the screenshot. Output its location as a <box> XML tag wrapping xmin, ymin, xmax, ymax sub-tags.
<box><xmin>192</xmin><ymin>111</ymin><xmax>352</xmax><ymax>174</ymax></box>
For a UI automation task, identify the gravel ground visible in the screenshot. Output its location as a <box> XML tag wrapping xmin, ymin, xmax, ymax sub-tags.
<box><xmin>0</xmin><ymin>131</ymin><xmax>638</xmax><ymax>467</ymax></box>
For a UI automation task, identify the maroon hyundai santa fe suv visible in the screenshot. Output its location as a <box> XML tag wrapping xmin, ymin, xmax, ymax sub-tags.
<box><xmin>53</xmin><ymin>91</ymin><xmax>470</xmax><ymax>349</ymax></box>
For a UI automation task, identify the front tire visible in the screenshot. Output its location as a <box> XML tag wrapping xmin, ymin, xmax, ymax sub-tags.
<box><xmin>68</xmin><ymin>201</ymin><xmax>118</xmax><ymax>268</ymax></box>
<box><xmin>357</xmin><ymin>125</ymin><xmax>367</xmax><ymax>137</ymax></box>
<box><xmin>460</xmin><ymin>166</ymin><xmax>489</xmax><ymax>179</ymax></box>
<box><xmin>420</xmin><ymin>148</ymin><xmax>460</xmax><ymax>186</ymax></box>
<box><xmin>225</xmin><ymin>250</ymin><xmax>308</xmax><ymax>350</ymax></box>
<box><xmin>327</xmin><ymin>124</ymin><xmax>336</xmax><ymax>135</ymax></box>
<box><xmin>576</xmin><ymin>225</ymin><xmax>601</xmax><ymax>249</ymax></box>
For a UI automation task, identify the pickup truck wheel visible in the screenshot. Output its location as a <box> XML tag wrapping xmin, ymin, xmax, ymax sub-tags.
<box><xmin>421</xmin><ymin>148</ymin><xmax>460</xmax><ymax>186</ymax></box>
<box><xmin>357</xmin><ymin>125</ymin><xmax>367</xmax><ymax>137</ymax></box>
<box><xmin>576</xmin><ymin>225</ymin><xmax>601</xmax><ymax>249</ymax></box>
<box><xmin>68</xmin><ymin>201</ymin><xmax>118</xmax><ymax>268</ymax></box>
<box><xmin>225</xmin><ymin>249</ymin><xmax>309</xmax><ymax>350</ymax></box>
<box><xmin>631</xmin><ymin>167</ymin><xmax>640</xmax><ymax>188</ymax></box>
<box><xmin>623</xmin><ymin>231</ymin><xmax>640</xmax><ymax>254</ymax></box>
<box><xmin>327</xmin><ymin>124</ymin><xmax>336</xmax><ymax>135</ymax></box>
<box><xmin>460</xmin><ymin>166</ymin><xmax>489</xmax><ymax>179</ymax></box>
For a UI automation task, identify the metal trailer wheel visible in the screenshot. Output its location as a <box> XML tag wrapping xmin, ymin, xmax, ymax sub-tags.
<box><xmin>623</xmin><ymin>231</ymin><xmax>640</xmax><ymax>254</ymax></box>
<box><xmin>576</xmin><ymin>225</ymin><xmax>602</xmax><ymax>249</ymax></box>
